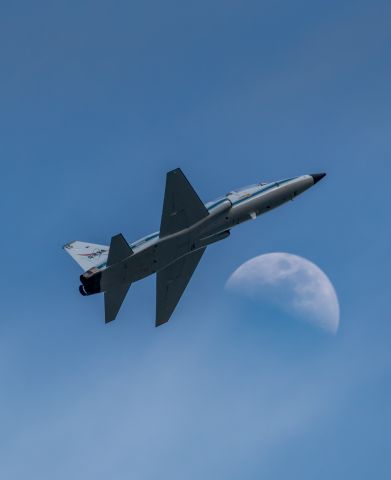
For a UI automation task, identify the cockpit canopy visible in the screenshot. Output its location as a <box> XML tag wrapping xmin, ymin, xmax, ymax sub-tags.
<box><xmin>205</xmin><ymin>182</ymin><xmax>270</xmax><ymax>209</ymax></box>
<box><xmin>226</xmin><ymin>182</ymin><xmax>268</xmax><ymax>196</ymax></box>
<box><xmin>205</xmin><ymin>178</ymin><xmax>296</xmax><ymax>210</ymax></box>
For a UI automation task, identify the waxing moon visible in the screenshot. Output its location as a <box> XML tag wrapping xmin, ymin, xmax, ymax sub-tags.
<box><xmin>226</xmin><ymin>253</ymin><xmax>340</xmax><ymax>334</ymax></box>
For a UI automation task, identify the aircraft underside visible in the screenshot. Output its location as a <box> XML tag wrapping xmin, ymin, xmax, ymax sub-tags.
<box><xmin>65</xmin><ymin>168</ymin><xmax>325</xmax><ymax>326</ymax></box>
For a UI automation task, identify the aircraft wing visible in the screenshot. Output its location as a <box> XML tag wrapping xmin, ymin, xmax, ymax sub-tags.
<box><xmin>159</xmin><ymin>168</ymin><xmax>209</xmax><ymax>237</ymax></box>
<box><xmin>156</xmin><ymin>248</ymin><xmax>206</xmax><ymax>326</ymax></box>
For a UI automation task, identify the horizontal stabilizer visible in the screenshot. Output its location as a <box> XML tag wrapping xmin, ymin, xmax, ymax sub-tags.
<box><xmin>105</xmin><ymin>284</ymin><xmax>130</xmax><ymax>323</ymax></box>
<box><xmin>107</xmin><ymin>234</ymin><xmax>133</xmax><ymax>267</ymax></box>
<box><xmin>63</xmin><ymin>241</ymin><xmax>109</xmax><ymax>271</ymax></box>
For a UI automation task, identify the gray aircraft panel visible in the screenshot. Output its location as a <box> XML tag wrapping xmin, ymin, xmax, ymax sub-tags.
<box><xmin>104</xmin><ymin>284</ymin><xmax>130</xmax><ymax>323</ymax></box>
<box><xmin>65</xmin><ymin>169</ymin><xmax>326</xmax><ymax>326</ymax></box>
<box><xmin>159</xmin><ymin>168</ymin><xmax>209</xmax><ymax>238</ymax></box>
<box><xmin>107</xmin><ymin>233</ymin><xmax>133</xmax><ymax>267</ymax></box>
<box><xmin>156</xmin><ymin>247</ymin><xmax>206</xmax><ymax>326</ymax></box>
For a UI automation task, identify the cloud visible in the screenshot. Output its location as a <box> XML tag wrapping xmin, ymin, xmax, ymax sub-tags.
<box><xmin>0</xmin><ymin>305</ymin><xmax>370</xmax><ymax>480</ymax></box>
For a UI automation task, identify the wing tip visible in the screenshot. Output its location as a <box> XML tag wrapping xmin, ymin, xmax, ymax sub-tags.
<box><xmin>155</xmin><ymin>316</ymin><xmax>170</xmax><ymax>327</ymax></box>
<box><xmin>169</xmin><ymin>167</ymin><xmax>182</xmax><ymax>175</ymax></box>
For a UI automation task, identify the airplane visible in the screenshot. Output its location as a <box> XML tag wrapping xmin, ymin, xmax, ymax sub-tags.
<box><xmin>64</xmin><ymin>169</ymin><xmax>326</xmax><ymax>326</ymax></box>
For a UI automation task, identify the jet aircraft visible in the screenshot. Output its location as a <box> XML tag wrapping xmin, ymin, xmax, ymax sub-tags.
<box><xmin>64</xmin><ymin>169</ymin><xmax>326</xmax><ymax>326</ymax></box>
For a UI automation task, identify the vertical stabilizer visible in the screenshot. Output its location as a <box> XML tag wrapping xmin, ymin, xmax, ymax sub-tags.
<box><xmin>63</xmin><ymin>241</ymin><xmax>109</xmax><ymax>271</ymax></box>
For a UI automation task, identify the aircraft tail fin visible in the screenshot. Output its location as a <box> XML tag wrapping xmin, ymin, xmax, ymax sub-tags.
<box><xmin>63</xmin><ymin>241</ymin><xmax>109</xmax><ymax>271</ymax></box>
<box><xmin>105</xmin><ymin>283</ymin><xmax>131</xmax><ymax>323</ymax></box>
<box><xmin>107</xmin><ymin>234</ymin><xmax>134</xmax><ymax>267</ymax></box>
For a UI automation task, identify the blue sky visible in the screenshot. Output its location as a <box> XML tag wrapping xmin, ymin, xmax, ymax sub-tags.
<box><xmin>0</xmin><ymin>1</ymin><xmax>390</xmax><ymax>478</ymax></box>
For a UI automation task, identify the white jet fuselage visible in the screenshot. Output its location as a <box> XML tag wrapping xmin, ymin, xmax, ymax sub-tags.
<box><xmin>97</xmin><ymin>174</ymin><xmax>315</xmax><ymax>291</ymax></box>
<box><xmin>70</xmin><ymin>170</ymin><xmax>326</xmax><ymax>325</ymax></box>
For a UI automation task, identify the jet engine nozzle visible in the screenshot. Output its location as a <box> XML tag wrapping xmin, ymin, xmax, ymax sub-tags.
<box><xmin>79</xmin><ymin>283</ymin><xmax>101</xmax><ymax>295</ymax></box>
<box><xmin>79</xmin><ymin>285</ymin><xmax>88</xmax><ymax>296</ymax></box>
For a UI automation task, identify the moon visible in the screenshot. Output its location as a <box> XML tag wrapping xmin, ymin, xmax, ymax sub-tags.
<box><xmin>225</xmin><ymin>253</ymin><xmax>340</xmax><ymax>334</ymax></box>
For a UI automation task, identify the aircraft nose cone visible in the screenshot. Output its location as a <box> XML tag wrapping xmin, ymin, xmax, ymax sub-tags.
<box><xmin>311</xmin><ymin>173</ymin><xmax>326</xmax><ymax>184</ymax></box>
